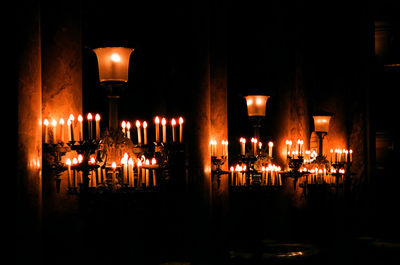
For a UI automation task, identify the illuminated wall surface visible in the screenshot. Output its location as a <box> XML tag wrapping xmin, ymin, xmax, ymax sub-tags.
<box><xmin>15</xmin><ymin>1</ymin><xmax>400</xmax><ymax>264</ymax></box>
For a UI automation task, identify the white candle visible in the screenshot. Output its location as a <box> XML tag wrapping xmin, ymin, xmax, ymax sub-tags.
<box><xmin>121</xmin><ymin>121</ymin><xmax>126</xmax><ymax>135</ymax></box>
<box><xmin>155</xmin><ymin>116</ymin><xmax>160</xmax><ymax>142</ymax></box>
<box><xmin>78</xmin><ymin>114</ymin><xmax>83</xmax><ymax>141</ymax></box>
<box><xmin>240</xmin><ymin>137</ymin><xmax>246</xmax><ymax>156</ymax></box>
<box><xmin>59</xmin><ymin>118</ymin><xmax>65</xmax><ymax>143</ymax></box>
<box><xmin>95</xmin><ymin>114</ymin><xmax>101</xmax><ymax>140</ymax></box>
<box><xmin>43</xmin><ymin>119</ymin><xmax>49</xmax><ymax>144</ymax></box>
<box><xmin>137</xmin><ymin>160</ymin><xmax>142</xmax><ymax>187</ymax></box>
<box><xmin>171</xmin><ymin>118</ymin><xmax>176</xmax><ymax>142</ymax></box>
<box><xmin>128</xmin><ymin>158</ymin><xmax>134</xmax><ymax>187</ymax></box>
<box><xmin>330</xmin><ymin>149</ymin><xmax>333</xmax><ymax>163</ymax></box>
<box><xmin>126</xmin><ymin>121</ymin><xmax>131</xmax><ymax>139</ymax></box>
<box><xmin>72</xmin><ymin>157</ymin><xmax>78</xmax><ymax>187</ymax></box>
<box><xmin>210</xmin><ymin>140</ymin><xmax>217</xmax><ymax>157</ymax></box>
<box><xmin>145</xmin><ymin>159</ymin><xmax>150</xmax><ymax>187</ymax></box>
<box><xmin>162</xmin><ymin>118</ymin><xmax>167</xmax><ymax>143</ymax></box>
<box><xmin>143</xmin><ymin>121</ymin><xmax>147</xmax><ymax>145</ymax></box>
<box><xmin>66</xmin><ymin>158</ymin><xmax>72</xmax><ymax>187</ymax></box>
<box><xmin>68</xmin><ymin>114</ymin><xmax>75</xmax><ymax>142</ymax></box>
<box><xmin>268</xmin><ymin>141</ymin><xmax>274</xmax><ymax>157</ymax></box>
<box><xmin>121</xmin><ymin>154</ymin><xmax>128</xmax><ymax>185</ymax></box>
<box><xmin>111</xmin><ymin>162</ymin><xmax>117</xmax><ymax>191</ymax></box>
<box><xmin>179</xmin><ymin>117</ymin><xmax>183</xmax><ymax>143</ymax></box>
<box><xmin>349</xmin><ymin>149</ymin><xmax>353</xmax><ymax>162</ymax></box>
<box><xmin>136</xmin><ymin>120</ymin><xmax>141</xmax><ymax>145</ymax></box>
<box><xmin>230</xmin><ymin>166</ymin><xmax>234</xmax><ymax>186</ymax></box>
<box><xmin>87</xmin><ymin>113</ymin><xmax>93</xmax><ymax>139</ymax></box>
<box><xmin>152</xmin><ymin>158</ymin><xmax>157</xmax><ymax>186</ymax></box>
<box><xmin>51</xmin><ymin>119</ymin><xmax>57</xmax><ymax>144</ymax></box>
<box><xmin>221</xmin><ymin>140</ymin><xmax>228</xmax><ymax>157</ymax></box>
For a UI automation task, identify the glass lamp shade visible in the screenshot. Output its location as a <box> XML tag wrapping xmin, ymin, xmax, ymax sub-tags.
<box><xmin>245</xmin><ymin>95</ymin><xmax>270</xmax><ymax>117</ymax></box>
<box><xmin>93</xmin><ymin>47</ymin><xmax>134</xmax><ymax>82</ymax></box>
<box><xmin>313</xmin><ymin>115</ymin><xmax>332</xmax><ymax>133</ymax></box>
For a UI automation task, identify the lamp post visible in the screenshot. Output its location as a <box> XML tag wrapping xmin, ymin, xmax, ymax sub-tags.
<box><xmin>244</xmin><ymin>95</ymin><xmax>270</xmax><ymax>138</ymax></box>
<box><xmin>93</xmin><ymin>47</ymin><xmax>134</xmax><ymax>130</ymax></box>
<box><xmin>312</xmin><ymin>113</ymin><xmax>332</xmax><ymax>157</ymax></box>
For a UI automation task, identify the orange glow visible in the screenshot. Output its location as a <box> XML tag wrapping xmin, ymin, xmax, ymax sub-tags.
<box><xmin>128</xmin><ymin>157</ymin><xmax>134</xmax><ymax>166</ymax></box>
<box><xmin>240</xmin><ymin>137</ymin><xmax>246</xmax><ymax>144</ymax></box>
<box><xmin>137</xmin><ymin>160</ymin><xmax>142</xmax><ymax>167</ymax></box>
<box><xmin>89</xmin><ymin>156</ymin><xmax>96</xmax><ymax>165</ymax></box>
<box><xmin>95</xmin><ymin>114</ymin><xmax>101</xmax><ymax>121</ymax></box>
<box><xmin>268</xmin><ymin>141</ymin><xmax>274</xmax><ymax>147</ymax></box>
<box><xmin>179</xmin><ymin>117</ymin><xmax>184</xmax><ymax>125</ymax></box>
<box><xmin>72</xmin><ymin>158</ymin><xmax>78</xmax><ymax>165</ymax></box>
<box><xmin>87</xmin><ymin>113</ymin><xmax>93</xmax><ymax>120</ymax></box>
<box><xmin>93</xmin><ymin>47</ymin><xmax>134</xmax><ymax>82</ymax></box>
<box><xmin>78</xmin><ymin>154</ymin><xmax>83</xmax><ymax>163</ymax></box>
<box><xmin>145</xmin><ymin>159</ymin><xmax>150</xmax><ymax>165</ymax></box>
<box><xmin>110</xmin><ymin>53</ymin><xmax>121</xmax><ymax>62</ymax></box>
<box><xmin>51</xmin><ymin>119</ymin><xmax>57</xmax><ymax>127</ymax></box>
<box><xmin>244</xmin><ymin>95</ymin><xmax>270</xmax><ymax>117</ymax></box>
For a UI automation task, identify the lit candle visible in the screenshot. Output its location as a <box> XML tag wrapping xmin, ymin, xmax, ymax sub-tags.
<box><xmin>87</xmin><ymin>113</ymin><xmax>93</xmax><ymax>139</ymax></box>
<box><xmin>43</xmin><ymin>119</ymin><xmax>49</xmax><ymax>144</ymax></box>
<box><xmin>136</xmin><ymin>120</ymin><xmax>141</xmax><ymax>145</ymax></box>
<box><xmin>95</xmin><ymin>114</ymin><xmax>101</xmax><ymax>140</ymax></box>
<box><xmin>155</xmin><ymin>116</ymin><xmax>160</xmax><ymax>142</ymax></box>
<box><xmin>344</xmin><ymin>149</ymin><xmax>348</xmax><ymax>163</ymax></box>
<box><xmin>121</xmin><ymin>153</ymin><xmax>128</xmax><ymax>186</ymax></box>
<box><xmin>145</xmin><ymin>159</ymin><xmax>150</xmax><ymax>187</ymax></box>
<box><xmin>68</xmin><ymin>114</ymin><xmax>75</xmax><ymax>142</ymax></box>
<box><xmin>268</xmin><ymin>141</ymin><xmax>274</xmax><ymax>157</ymax></box>
<box><xmin>78</xmin><ymin>114</ymin><xmax>83</xmax><ymax>141</ymax></box>
<box><xmin>262</xmin><ymin>166</ymin><xmax>266</xmax><ymax>185</ymax></box>
<box><xmin>179</xmin><ymin>117</ymin><xmax>184</xmax><ymax>143</ymax></box>
<box><xmin>59</xmin><ymin>118</ymin><xmax>65</xmax><ymax>143</ymax></box>
<box><xmin>349</xmin><ymin>149</ymin><xmax>353</xmax><ymax>162</ymax></box>
<box><xmin>210</xmin><ymin>140</ymin><xmax>217</xmax><ymax>157</ymax></box>
<box><xmin>137</xmin><ymin>159</ymin><xmax>142</xmax><ymax>187</ymax></box>
<box><xmin>338</xmin><ymin>149</ymin><xmax>342</xmax><ymax>162</ymax></box>
<box><xmin>252</xmin><ymin>138</ymin><xmax>258</xmax><ymax>156</ymax></box>
<box><xmin>51</xmin><ymin>119</ymin><xmax>57</xmax><ymax>144</ymax></box>
<box><xmin>143</xmin><ymin>121</ymin><xmax>147</xmax><ymax>145</ymax></box>
<box><xmin>111</xmin><ymin>161</ymin><xmax>117</xmax><ymax>191</ymax></box>
<box><xmin>128</xmin><ymin>158</ymin><xmax>134</xmax><ymax>187</ymax></box>
<box><xmin>72</xmin><ymin>157</ymin><xmax>78</xmax><ymax>187</ymax></box>
<box><xmin>286</xmin><ymin>140</ymin><xmax>292</xmax><ymax>157</ymax></box>
<box><xmin>240</xmin><ymin>137</ymin><xmax>246</xmax><ymax>156</ymax></box>
<box><xmin>230</xmin><ymin>166</ymin><xmax>234</xmax><ymax>186</ymax></box>
<box><xmin>66</xmin><ymin>158</ymin><xmax>72</xmax><ymax>188</ymax></box>
<box><xmin>162</xmin><ymin>118</ymin><xmax>167</xmax><ymax>143</ymax></box>
<box><xmin>121</xmin><ymin>121</ymin><xmax>126</xmax><ymax>135</ymax></box>
<box><xmin>126</xmin><ymin>121</ymin><xmax>131</xmax><ymax>139</ymax></box>
<box><xmin>221</xmin><ymin>140</ymin><xmax>228</xmax><ymax>157</ymax></box>
<box><xmin>151</xmin><ymin>158</ymin><xmax>157</xmax><ymax>187</ymax></box>
<box><xmin>171</xmin><ymin>118</ymin><xmax>176</xmax><ymax>142</ymax></box>
<box><xmin>330</xmin><ymin>149</ymin><xmax>333</xmax><ymax>163</ymax></box>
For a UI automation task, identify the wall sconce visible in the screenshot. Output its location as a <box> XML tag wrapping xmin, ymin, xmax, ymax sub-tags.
<box><xmin>244</xmin><ymin>95</ymin><xmax>270</xmax><ymax>137</ymax></box>
<box><xmin>93</xmin><ymin>47</ymin><xmax>134</xmax><ymax>130</ymax></box>
<box><xmin>312</xmin><ymin>113</ymin><xmax>333</xmax><ymax>157</ymax></box>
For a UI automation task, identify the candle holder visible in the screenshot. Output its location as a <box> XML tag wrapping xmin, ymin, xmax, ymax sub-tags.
<box><xmin>211</xmin><ymin>156</ymin><xmax>230</xmax><ymax>189</ymax></box>
<box><xmin>43</xmin><ymin>143</ymin><xmax>71</xmax><ymax>193</ymax></box>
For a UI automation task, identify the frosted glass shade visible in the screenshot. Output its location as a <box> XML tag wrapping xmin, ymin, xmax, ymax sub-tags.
<box><xmin>245</xmin><ymin>95</ymin><xmax>270</xmax><ymax>117</ymax></box>
<box><xmin>93</xmin><ymin>47</ymin><xmax>134</xmax><ymax>82</ymax></box>
<box><xmin>313</xmin><ymin>115</ymin><xmax>332</xmax><ymax>133</ymax></box>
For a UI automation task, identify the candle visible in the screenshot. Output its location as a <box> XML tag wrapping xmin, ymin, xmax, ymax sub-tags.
<box><xmin>111</xmin><ymin>161</ymin><xmax>117</xmax><ymax>191</ymax></box>
<box><xmin>143</xmin><ymin>121</ymin><xmax>147</xmax><ymax>145</ymax></box>
<box><xmin>121</xmin><ymin>153</ymin><xmax>128</xmax><ymax>186</ymax></box>
<box><xmin>89</xmin><ymin>156</ymin><xmax>96</xmax><ymax>187</ymax></box>
<box><xmin>179</xmin><ymin>117</ymin><xmax>184</xmax><ymax>143</ymax></box>
<box><xmin>252</xmin><ymin>138</ymin><xmax>258</xmax><ymax>156</ymax></box>
<box><xmin>126</xmin><ymin>121</ymin><xmax>131</xmax><ymax>139</ymax></box>
<box><xmin>121</xmin><ymin>121</ymin><xmax>126</xmax><ymax>135</ymax></box>
<box><xmin>171</xmin><ymin>118</ymin><xmax>176</xmax><ymax>142</ymax></box>
<box><xmin>136</xmin><ymin>120</ymin><xmax>141</xmax><ymax>145</ymax></box>
<box><xmin>221</xmin><ymin>140</ymin><xmax>228</xmax><ymax>157</ymax></box>
<box><xmin>51</xmin><ymin>119</ymin><xmax>57</xmax><ymax>144</ymax></box>
<box><xmin>262</xmin><ymin>166</ymin><xmax>266</xmax><ymax>185</ymax></box>
<box><xmin>95</xmin><ymin>114</ymin><xmax>101</xmax><ymax>140</ymax></box>
<box><xmin>145</xmin><ymin>159</ymin><xmax>150</xmax><ymax>187</ymax></box>
<box><xmin>43</xmin><ymin>119</ymin><xmax>49</xmax><ymax>143</ymax></box>
<box><xmin>349</xmin><ymin>149</ymin><xmax>353</xmax><ymax>162</ymax></box>
<box><xmin>230</xmin><ymin>166</ymin><xmax>234</xmax><ymax>186</ymax></box>
<box><xmin>72</xmin><ymin>157</ymin><xmax>78</xmax><ymax>187</ymax></box>
<box><xmin>66</xmin><ymin>158</ymin><xmax>72</xmax><ymax>188</ymax></box>
<box><xmin>344</xmin><ymin>149</ymin><xmax>348</xmax><ymax>163</ymax></box>
<box><xmin>155</xmin><ymin>116</ymin><xmax>160</xmax><ymax>142</ymax></box>
<box><xmin>330</xmin><ymin>149</ymin><xmax>333</xmax><ymax>163</ymax></box>
<box><xmin>286</xmin><ymin>140</ymin><xmax>292</xmax><ymax>157</ymax></box>
<box><xmin>137</xmin><ymin>159</ymin><xmax>142</xmax><ymax>187</ymax></box>
<box><xmin>152</xmin><ymin>158</ymin><xmax>157</xmax><ymax>186</ymax></box>
<box><xmin>68</xmin><ymin>114</ymin><xmax>75</xmax><ymax>142</ymax></box>
<box><xmin>210</xmin><ymin>140</ymin><xmax>217</xmax><ymax>157</ymax></box>
<box><xmin>240</xmin><ymin>137</ymin><xmax>246</xmax><ymax>156</ymax></box>
<box><xmin>128</xmin><ymin>158</ymin><xmax>134</xmax><ymax>187</ymax></box>
<box><xmin>162</xmin><ymin>118</ymin><xmax>167</xmax><ymax>143</ymax></box>
<box><xmin>59</xmin><ymin>118</ymin><xmax>65</xmax><ymax>143</ymax></box>
<box><xmin>268</xmin><ymin>141</ymin><xmax>274</xmax><ymax>157</ymax></box>
<box><xmin>78</xmin><ymin>114</ymin><xmax>83</xmax><ymax>141</ymax></box>
<box><xmin>87</xmin><ymin>113</ymin><xmax>93</xmax><ymax>139</ymax></box>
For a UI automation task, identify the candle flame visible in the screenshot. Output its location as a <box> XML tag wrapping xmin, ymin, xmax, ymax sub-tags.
<box><xmin>87</xmin><ymin>113</ymin><xmax>93</xmax><ymax>120</ymax></box>
<box><xmin>69</xmin><ymin>114</ymin><xmax>74</xmax><ymax>121</ymax></box>
<box><xmin>72</xmin><ymin>157</ymin><xmax>78</xmax><ymax>165</ymax></box>
<box><xmin>78</xmin><ymin>115</ymin><xmax>83</xmax><ymax>122</ymax></box>
<box><xmin>171</xmin><ymin>118</ymin><xmax>176</xmax><ymax>126</ymax></box>
<box><xmin>145</xmin><ymin>159</ymin><xmax>150</xmax><ymax>165</ymax></box>
<box><xmin>78</xmin><ymin>154</ymin><xmax>83</xmax><ymax>163</ymax></box>
<box><xmin>95</xmin><ymin>114</ymin><xmax>101</xmax><ymax>121</ymax></box>
<box><xmin>137</xmin><ymin>160</ymin><xmax>142</xmax><ymax>167</ymax></box>
<box><xmin>230</xmin><ymin>166</ymin><xmax>234</xmax><ymax>172</ymax></box>
<box><xmin>128</xmin><ymin>158</ymin><xmax>134</xmax><ymax>166</ymax></box>
<box><xmin>155</xmin><ymin>116</ymin><xmax>160</xmax><ymax>124</ymax></box>
<box><xmin>43</xmin><ymin>119</ymin><xmax>49</xmax><ymax>126</ymax></box>
<box><xmin>66</xmin><ymin>158</ymin><xmax>71</xmax><ymax>166</ymax></box>
<box><xmin>112</xmin><ymin>161</ymin><xmax>117</xmax><ymax>169</ymax></box>
<box><xmin>179</xmin><ymin>117</ymin><xmax>184</xmax><ymax>125</ymax></box>
<box><xmin>126</xmin><ymin>121</ymin><xmax>131</xmax><ymax>129</ymax></box>
<box><xmin>59</xmin><ymin>118</ymin><xmax>64</xmax><ymax>125</ymax></box>
<box><xmin>67</xmin><ymin>119</ymin><xmax>71</xmax><ymax>126</ymax></box>
<box><xmin>136</xmin><ymin>120</ymin><xmax>141</xmax><ymax>128</ymax></box>
<box><xmin>121</xmin><ymin>121</ymin><xmax>126</xmax><ymax>128</ymax></box>
<box><xmin>240</xmin><ymin>137</ymin><xmax>246</xmax><ymax>144</ymax></box>
<box><xmin>110</xmin><ymin>53</ymin><xmax>121</xmax><ymax>62</ymax></box>
<box><xmin>52</xmin><ymin>119</ymin><xmax>57</xmax><ymax>127</ymax></box>
<box><xmin>151</xmin><ymin>158</ymin><xmax>157</xmax><ymax>165</ymax></box>
<box><xmin>161</xmin><ymin>117</ymin><xmax>167</xmax><ymax>126</ymax></box>
<box><xmin>89</xmin><ymin>156</ymin><xmax>96</xmax><ymax>164</ymax></box>
<box><xmin>268</xmin><ymin>141</ymin><xmax>274</xmax><ymax>147</ymax></box>
<box><xmin>143</xmin><ymin>121</ymin><xmax>147</xmax><ymax>128</ymax></box>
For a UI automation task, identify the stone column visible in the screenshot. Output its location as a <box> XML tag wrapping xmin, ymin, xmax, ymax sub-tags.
<box><xmin>16</xmin><ymin>1</ymin><xmax>43</xmax><ymax>263</ymax></box>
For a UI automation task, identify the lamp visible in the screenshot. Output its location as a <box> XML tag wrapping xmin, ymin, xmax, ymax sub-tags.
<box><xmin>312</xmin><ymin>113</ymin><xmax>333</xmax><ymax>157</ymax></box>
<box><xmin>93</xmin><ymin>47</ymin><xmax>134</xmax><ymax>130</ymax></box>
<box><xmin>244</xmin><ymin>95</ymin><xmax>270</xmax><ymax>137</ymax></box>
